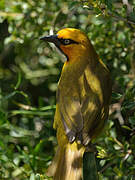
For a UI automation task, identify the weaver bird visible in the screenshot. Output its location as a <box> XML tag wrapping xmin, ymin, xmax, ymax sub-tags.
<box><xmin>40</xmin><ymin>28</ymin><xmax>112</xmax><ymax>180</ymax></box>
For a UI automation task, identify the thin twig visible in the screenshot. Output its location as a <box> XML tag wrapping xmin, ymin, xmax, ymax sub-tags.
<box><xmin>108</xmin><ymin>12</ymin><xmax>135</xmax><ymax>25</ymax></box>
<box><xmin>99</xmin><ymin>161</ymin><xmax>114</xmax><ymax>173</ymax></box>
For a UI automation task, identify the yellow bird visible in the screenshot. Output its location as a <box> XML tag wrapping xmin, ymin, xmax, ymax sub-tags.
<box><xmin>40</xmin><ymin>28</ymin><xmax>112</xmax><ymax>180</ymax></box>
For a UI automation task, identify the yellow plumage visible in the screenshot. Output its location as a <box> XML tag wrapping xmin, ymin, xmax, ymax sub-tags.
<box><xmin>40</xmin><ymin>28</ymin><xmax>112</xmax><ymax>180</ymax></box>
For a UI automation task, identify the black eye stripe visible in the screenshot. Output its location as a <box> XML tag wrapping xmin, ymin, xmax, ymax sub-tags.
<box><xmin>58</xmin><ymin>38</ymin><xmax>79</xmax><ymax>45</ymax></box>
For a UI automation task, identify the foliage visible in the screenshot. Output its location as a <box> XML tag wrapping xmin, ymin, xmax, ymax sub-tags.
<box><xmin>0</xmin><ymin>0</ymin><xmax>135</xmax><ymax>179</ymax></box>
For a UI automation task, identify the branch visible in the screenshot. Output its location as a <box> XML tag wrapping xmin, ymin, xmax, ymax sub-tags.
<box><xmin>107</xmin><ymin>11</ymin><xmax>135</xmax><ymax>26</ymax></box>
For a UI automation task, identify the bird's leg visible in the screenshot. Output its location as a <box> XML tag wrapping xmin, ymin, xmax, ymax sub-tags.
<box><xmin>76</xmin><ymin>131</ymin><xmax>83</xmax><ymax>144</ymax></box>
<box><xmin>66</xmin><ymin>130</ymin><xmax>76</xmax><ymax>143</ymax></box>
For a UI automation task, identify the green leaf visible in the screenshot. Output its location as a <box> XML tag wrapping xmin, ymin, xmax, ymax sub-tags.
<box><xmin>112</xmin><ymin>92</ymin><xmax>123</xmax><ymax>100</ymax></box>
<box><xmin>14</xmin><ymin>71</ymin><xmax>22</xmax><ymax>90</ymax></box>
<box><xmin>34</xmin><ymin>140</ymin><xmax>46</xmax><ymax>154</ymax></box>
<box><xmin>122</xmin><ymin>125</ymin><xmax>132</xmax><ymax>131</ymax></box>
<box><xmin>105</xmin><ymin>0</ymin><xmax>112</xmax><ymax>10</ymax></box>
<box><xmin>129</xmin><ymin>116</ymin><xmax>135</xmax><ymax>126</ymax></box>
<box><xmin>124</xmin><ymin>102</ymin><xmax>135</xmax><ymax>109</ymax></box>
<box><xmin>0</xmin><ymin>111</ymin><xmax>7</xmax><ymax>124</ymax></box>
<box><xmin>128</xmin><ymin>12</ymin><xmax>135</xmax><ymax>22</ymax></box>
<box><xmin>0</xmin><ymin>0</ymin><xmax>5</xmax><ymax>10</ymax></box>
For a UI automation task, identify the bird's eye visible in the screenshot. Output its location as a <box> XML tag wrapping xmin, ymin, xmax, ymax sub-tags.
<box><xmin>64</xmin><ymin>39</ymin><xmax>70</xmax><ymax>45</ymax></box>
<box><xmin>59</xmin><ymin>38</ymin><xmax>78</xmax><ymax>45</ymax></box>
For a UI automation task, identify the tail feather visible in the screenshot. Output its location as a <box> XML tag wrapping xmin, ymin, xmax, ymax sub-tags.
<box><xmin>46</xmin><ymin>143</ymin><xmax>85</xmax><ymax>180</ymax></box>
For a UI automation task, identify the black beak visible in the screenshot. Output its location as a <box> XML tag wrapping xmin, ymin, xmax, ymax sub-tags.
<box><xmin>40</xmin><ymin>34</ymin><xmax>69</xmax><ymax>60</ymax></box>
<box><xmin>39</xmin><ymin>35</ymin><xmax>60</xmax><ymax>46</ymax></box>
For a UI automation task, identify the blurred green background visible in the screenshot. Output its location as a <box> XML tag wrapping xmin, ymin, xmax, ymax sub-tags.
<box><xmin>0</xmin><ymin>0</ymin><xmax>135</xmax><ymax>179</ymax></box>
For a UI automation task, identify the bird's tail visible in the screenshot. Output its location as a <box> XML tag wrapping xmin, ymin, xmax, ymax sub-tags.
<box><xmin>46</xmin><ymin>142</ymin><xmax>85</xmax><ymax>180</ymax></box>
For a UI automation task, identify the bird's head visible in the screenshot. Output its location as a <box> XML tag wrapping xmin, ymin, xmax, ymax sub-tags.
<box><xmin>40</xmin><ymin>28</ymin><xmax>92</xmax><ymax>61</ymax></box>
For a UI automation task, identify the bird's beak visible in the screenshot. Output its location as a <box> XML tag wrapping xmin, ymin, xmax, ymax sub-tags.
<box><xmin>39</xmin><ymin>35</ymin><xmax>60</xmax><ymax>46</ymax></box>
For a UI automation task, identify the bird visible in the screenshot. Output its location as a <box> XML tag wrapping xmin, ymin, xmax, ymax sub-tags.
<box><xmin>40</xmin><ymin>28</ymin><xmax>112</xmax><ymax>180</ymax></box>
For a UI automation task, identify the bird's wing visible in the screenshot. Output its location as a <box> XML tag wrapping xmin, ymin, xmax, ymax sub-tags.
<box><xmin>58</xmin><ymin>94</ymin><xmax>83</xmax><ymax>143</ymax></box>
<box><xmin>57</xmin><ymin>93</ymin><xmax>103</xmax><ymax>144</ymax></box>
